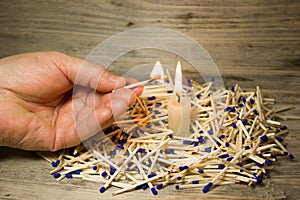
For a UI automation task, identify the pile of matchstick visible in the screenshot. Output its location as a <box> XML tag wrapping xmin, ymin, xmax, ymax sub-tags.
<box><xmin>37</xmin><ymin>78</ymin><xmax>295</xmax><ymax>196</ymax></box>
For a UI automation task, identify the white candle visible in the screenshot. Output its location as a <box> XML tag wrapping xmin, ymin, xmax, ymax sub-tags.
<box><xmin>167</xmin><ymin>61</ymin><xmax>191</xmax><ymax>137</ymax></box>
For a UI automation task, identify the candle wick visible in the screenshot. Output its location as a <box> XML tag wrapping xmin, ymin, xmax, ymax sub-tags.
<box><xmin>176</xmin><ymin>93</ymin><xmax>181</xmax><ymax>103</ymax></box>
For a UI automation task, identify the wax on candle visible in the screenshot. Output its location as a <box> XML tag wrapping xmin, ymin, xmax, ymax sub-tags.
<box><xmin>167</xmin><ymin>61</ymin><xmax>191</xmax><ymax>137</ymax></box>
<box><xmin>167</xmin><ymin>95</ymin><xmax>191</xmax><ymax>137</ymax></box>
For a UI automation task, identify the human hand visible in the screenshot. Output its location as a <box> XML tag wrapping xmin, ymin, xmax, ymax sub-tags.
<box><xmin>0</xmin><ymin>51</ymin><xmax>143</xmax><ymax>151</ymax></box>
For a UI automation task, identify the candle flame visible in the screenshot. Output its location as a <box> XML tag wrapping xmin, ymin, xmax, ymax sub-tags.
<box><xmin>150</xmin><ymin>61</ymin><xmax>164</xmax><ymax>82</ymax></box>
<box><xmin>174</xmin><ymin>61</ymin><xmax>182</xmax><ymax>96</ymax></box>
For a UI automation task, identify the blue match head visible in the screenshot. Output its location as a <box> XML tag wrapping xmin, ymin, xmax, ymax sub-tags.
<box><xmin>196</xmin><ymin>94</ymin><xmax>201</xmax><ymax>99</ymax></box>
<box><xmin>218</xmin><ymin>164</ymin><xmax>225</xmax><ymax>169</ymax></box>
<box><xmin>258</xmin><ymin>153</ymin><xmax>263</xmax><ymax>157</ymax></box>
<box><xmin>255</xmin><ymin>176</ymin><xmax>262</xmax><ymax>184</ymax></box>
<box><xmin>242</xmin><ymin>119</ymin><xmax>248</xmax><ymax>125</ymax></box>
<box><xmin>245</xmin><ymin>146</ymin><xmax>250</xmax><ymax>150</ymax></box>
<box><xmin>240</xmin><ymin>169</ymin><xmax>244</xmax><ymax>173</ymax></box>
<box><xmin>283</xmin><ymin>151</ymin><xmax>289</xmax><ymax>156</ymax></box>
<box><xmin>74</xmin><ymin>169</ymin><xmax>82</xmax><ymax>175</ymax></box>
<box><xmin>110</xmin><ymin>150</ymin><xmax>117</xmax><ymax>156</ymax></box>
<box><xmin>147</xmin><ymin>173</ymin><xmax>156</xmax><ymax>178</ymax></box>
<box><xmin>224</xmin><ymin>107</ymin><xmax>231</xmax><ymax>112</ymax></box>
<box><xmin>202</xmin><ymin>182</ymin><xmax>213</xmax><ymax>193</ymax></box>
<box><xmin>241</xmin><ymin>97</ymin><xmax>246</xmax><ymax>103</ymax></box>
<box><xmin>137</xmin><ymin>148</ymin><xmax>144</xmax><ymax>153</ymax></box>
<box><xmin>51</xmin><ymin>161</ymin><xmax>58</xmax><ymax>167</ymax></box>
<box><xmin>231</xmin><ymin>122</ymin><xmax>237</xmax><ymax>129</ymax></box>
<box><xmin>281</xmin><ymin>125</ymin><xmax>288</xmax><ymax>130</ymax></box>
<box><xmin>218</xmin><ymin>153</ymin><xmax>229</xmax><ymax>159</ymax></box>
<box><xmin>142</xmin><ymin>183</ymin><xmax>148</xmax><ymax>190</ymax></box>
<box><xmin>255</xmin><ymin>162</ymin><xmax>263</xmax><ymax>168</ymax></box>
<box><xmin>93</xmin><ymin>166</ymin><xmax>97</xmax><ymax>170</ymax></box>
<box><xmin>208</xmin><ymin>129</ymin><xmax>213</xmax><ymax>135</ymax></box>
<box><xmin>253</xmin><ymin>109</ymin><xmax>259</xmax><ymax>115</ymax></box>
<box><xmin>219</xmin><ymin>134</ymin><xmax>225</xmax><ymax>139</ymax></box>
<box><xmin>175</xmin><ymin>185</ymin><xmax>180</xmax><ymax>190</ymax></box>
<box><xmin>250</xmin><ymin>98</ymin><xmax>255</xmax><ymax>104</ymax></box>
<box><xmin>198</xmin><ymin>169</ymin><xmax>204</xmax><ymax>174</ymax></box>
<box><xmin>51</xmin><ymin>159</ymin><xmax>60</xmax><ymax>167</ymax></box>
<box><xmin>155</xmin><ymin>102</ymin><xmax>162</xmax><ymax>107</ymax></box>
<box><xmin>146</xmin><ymin>124</ymin><xmax>152</xmax><ymax>129</ymax></box>
<box><xmin>177</xmin><ymin>176</ymin><xmax>182</xmax><ymax>180</ymax></box>
<box><xmin>265</xmin><ymin>160</ymin><xmax>271</xmax><ymax>166</ymax></box>
<box><xmin>276</xmin><ymin>128</ymin><xmax>281</xmax><ymax>133</ymax></box>
<box><xmin>168</xmin><ymin>134</ymin><xmax>173</xmax><ymax>138</ymax></box>
<box><xmin>154</xmin><ymin>110</ymin><xmax>160</xmax><ymax>114</ymax></box>
<box><xmin>183</xmin><ymin>140</ymin><xmax>190</xmax><ymax>145</ymax></box>
<box><xmin>151</xmin><ymin>187</ymin><xmax>158</xmax><ymax>195</ymax></box>
<box><xmin>275</xmin><ymin>137</ymin><xmax>284</xmax><ymax>142</ymax></box>
<box><xmin>66</xmin><ymin>173</ymin><xmax>73</xmax><ymax>179</ymax></box>
<box><xmin>110</xmin><ymin>167</ymin><xmax>116</xmax><ymax>175</ymax></box>
<box><xmin>237</xmin><ymin>162</ymin><xmax>243</xmax><ymax>167</ymax></box>
<box><xmin>101</xmin><ymin>171</ymin><xmax>107</xmax><ymax>177</ymax></box>
<box><xmin>192</xmin><ymin>180</ymin><xmax>199</xmax><ymax>184</ymax></box>
<box><xmin>147</xmin><ymin>96</ymin><xmax>156</xmax><ymax>101</ymax></box>
<box><xmin>139</xmin><ymin>129</ymin><xmax>145</xmax><ymax>134</ymax></box>
<box><xmin>260</xmin><ymin>135</ymin><xmax>268</xmax><ymax>143</ymax></box>
<box><xmin>227</xmin><ymin>157</ymin><xmax>233</xmax><ymax>162</ymax></box>
<box><xmin>198</xmin><ymin>136</ymin><xmax>205</xmax><ymax>143</ymax></box>
<box><xmin>156</xmin><ymin>183</ymin><xmax>163</xmax><ymax>190</ymax></box>
<box><xmin>210</xmin><ymin>77</ymin><xmax>215</xmax><ymax>82</ymax></box>
<box><xmin>118</xmin><ymin>139</ymin><xmax>127</xmax><ymax>144</ymax></box>
<box><xmin>99</xmin><ymin>186</ymin><xmax>106</xmax><ymax>193</ymax></box>
<box><xmin>289</xmin><ymin>153</ymin><xmax>295</xmax><ymax>159</ymax></box>
<box><xmin>193</xmin><ymin>142</ymin><xmax>199</xmax><ymax>147</ymax></box>
<box><xmin>230</xmin><ymin>107</ymin><xmax>236</xmax><ymax>112</ymax></box>
<box><xmin>231</xmin><ymin>86</ymin><xmax>235</xmax><ymax>92</ymax></box>
<box><xmin>186</xmin><ymin>79</ymin><xmax>192</xmax><ymax>87</ymax></box>
<box><xmin>116</xmin><ymin>145</ymin><xmax>124</xmax><ymax>150</ymax></box>
<box><xmin>53</xmin><ymin>173</ymin><xmax>61</xmax><ymax>178</ymax></box>
<box><xmin>238</xmin><ymin>103</ymin><xmax>244</xmax><ymax>107</ymax></box>
<box><xmin>225</xmin><ymin>142</ymin><xmax>230</xmax><ymax>147</ymax></box>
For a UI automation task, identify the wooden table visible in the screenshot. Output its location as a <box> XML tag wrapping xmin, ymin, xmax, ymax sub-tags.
<box><xmin>0</xmin><ymin>1</ymin><xmax>299</xmax><ymax>199</ymax></box>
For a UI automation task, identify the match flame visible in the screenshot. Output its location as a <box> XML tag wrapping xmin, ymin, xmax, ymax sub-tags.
<box><xmin>174</xmin><ymin>61</ymin><xmax>182</xmax><ymax>96</ymax></box>
<box><xmin>150</xmin><ymin>61</ymin><xmax>164</xmax><ymax>82</ymax></box>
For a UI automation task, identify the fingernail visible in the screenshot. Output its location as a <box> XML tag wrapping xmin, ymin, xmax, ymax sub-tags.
<box><xmin>132</xmin><ymin>85</ymin><xmax>144</xmax><ymax>96</ymax></box>
<box><xmin>109</xmin><ymin>75</ymin><xmax>125</xmax><ymax>83</ymax></box>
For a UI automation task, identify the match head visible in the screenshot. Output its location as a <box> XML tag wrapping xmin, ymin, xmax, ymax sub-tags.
<box><xmin>101</xmin><ymin>171</ymin><xmax>107</xmax><ymax>177</ymax></box>
<box><xmin>66</xmin><ymin>173</ymin><xmax>73</xmax><ymax>179</ymax></box>
<box><xmin>265</xmin><ymin>160</ymin><xmax>272</xmax><ymax>166</ymax></box>
<box><xmin>53</xmin><ymin>173</ymin><xmax>61</xmax><ymax>178</ymax></box>
<box><xmin>260</xmin><ymin>135</ymin><xmax>268</xmax><ymax>143</ymax></box>
<box><xmin>202</xmin><ymin>182</ymin><xmax>213</xmax><ymax>193</ymax></box>
<box><xmin>51</xmin><ymin>159</ymin><xmax>60</xmax><ymax>167</ymax></box>
<box><xmin>147</xmin><ymin>173</ymin><xmax>156</xmax><ymax>178</ymax></box>
<box><xmin>99</xmin><ymin>186</ymin><xmax>106</xmax><ymax>193</ymax></box>
<box><xmin>156</xmin><ymin>183</ymin><xmax>163</xmax><ymax>190</ymax></box>
<box><xmin>151</xmin><ymin>187</ymin><xmax>158</xmax><ymax>195</ymax></box>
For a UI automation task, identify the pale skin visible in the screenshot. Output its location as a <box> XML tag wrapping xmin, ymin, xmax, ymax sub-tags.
<box><xmin>0</xmin><ymin>51</ymin><xmax>143</xmax><ymax>151</ymax></box>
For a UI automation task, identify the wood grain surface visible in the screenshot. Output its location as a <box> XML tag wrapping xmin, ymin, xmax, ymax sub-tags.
<box><xmin>0</xmin><ymin>0</ymin><xmax>299</xmax><ymax>199</ymax></box>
